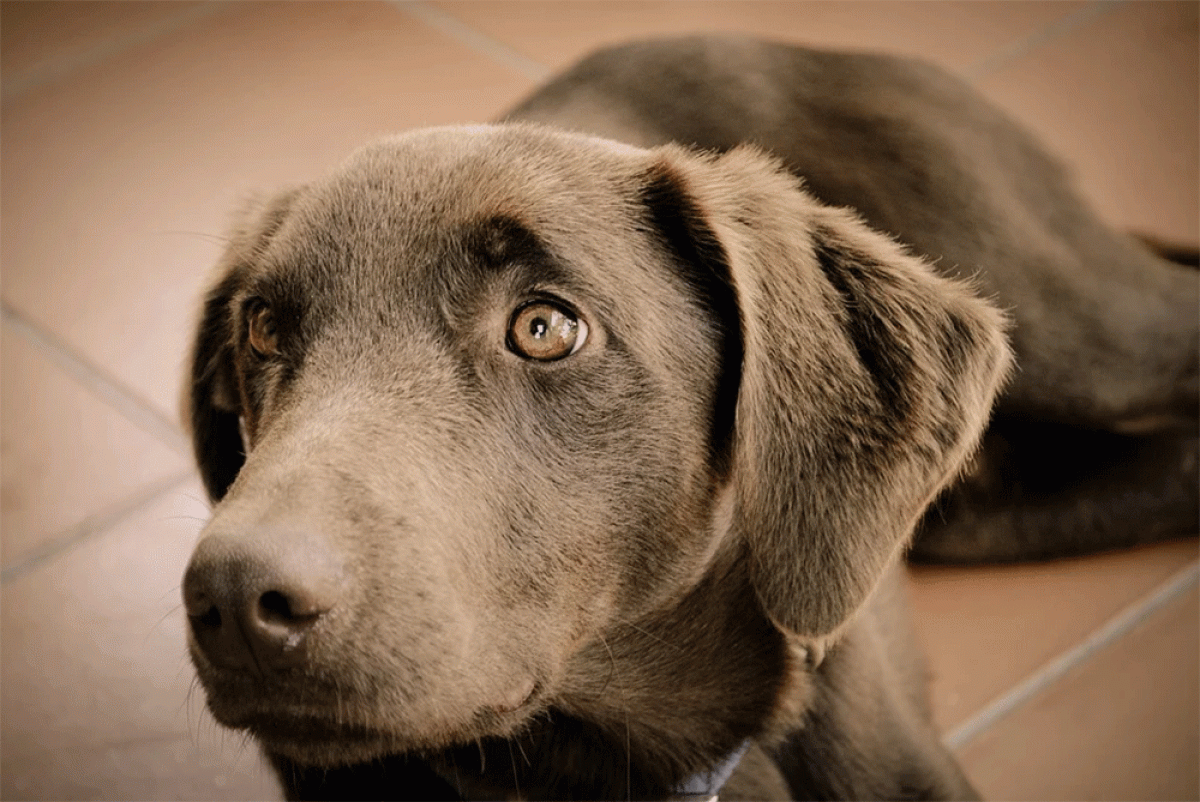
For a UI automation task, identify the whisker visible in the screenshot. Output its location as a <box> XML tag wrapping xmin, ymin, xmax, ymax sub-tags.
<box><xmin>618</xmin><ymin>620</ymin><xmax>682</xmax><ymax>653</ymax></box>
<box><xmin>181</xmin><ymin>673</ymin><xmax>201</xmax><ymax>745</ymax></box>
<box><xmin>153</xmin><ymin>229</ymin><xmax>231</xmax><ymax>247</ymax></box>
<box><xmin>179</xmin><ymin>491</ymin><xmax>213</xmax><ymax>510</ymax></box>
<box><xmin>448</xmin><ymin>748</ymin><xmax>463</xmax><ymax>795</ymax></box>
<box><xmin>230</xmin><ymin>728</ymin><xmax>255</xmax><ymax>772</ymax></box>
<box><xmin>142</xmin><ymin>601</ymin><xmax>180</xmax><ymax>648</ymax></box>
<box><xmin>624</xmin><ymin>706</ymin><xmax>632</xmax><ymax>802</ymax></box>
<box><xmin>162</xmin><ymin>514</ymin><xmax>211</xmax><ymax>526</ymax></box>
<box><xmin>515</xmin><ymin>735</ymin><xmax>531</xmax><ymax>768</ymax></box>
<box><xmin>598</xmin><ymin>632</ymin><xmax>618</xmax><ymax>696</ymax></box>
<box><xmin>595</xmin><ymin>634</ymin><xmax>633</xmax><ymax>799</ymax></box>
<box><xmin>507</xmin><ymin>740</ymin><xmax>521</xmax><ymax>798</ymax></box>
<box><xmin>335</xmin><ymin>673</ymin><xmax>348</xmax><ymax>728</ymax></box>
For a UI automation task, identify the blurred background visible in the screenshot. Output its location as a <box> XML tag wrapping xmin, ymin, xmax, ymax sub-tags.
<box><xmin>1</xmin><ymin>2</ymin><xmax>1196</xmax><ymax>799</ymax></box>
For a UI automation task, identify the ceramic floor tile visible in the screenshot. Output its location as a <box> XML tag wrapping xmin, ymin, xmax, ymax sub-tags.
<box><xmin>1</xmin><ymin>317</ymin><xmax>190</xmax><ymax>571</ymax></box>
<box><xmin>433</xmin><ymin>0</ymin><xmax>1086</xmax><ymax>74</ymax></box>
<box><xmin>909</xmin><ymin>539</ymin><xmax>1200</xmax><ymax>732</ymax></box>
<box><xmin>977</xmin><ymin>0</ymin><xmax>1199</xmax><ymax>242</ymax></box>
<box><xmin>1</xmin><ymin>0</ymin><xmax>535</xmax><ymax>420</ymax></box>
<box><xmin>1</xmin><ymin>480</ymin><xmax>281</xmax><ymax>801</ymax></box>
<box><xmin>0</xmin><ymin>1</ymin><xmax>209</xmax><ymax>100</ymax></box>
<box><xmin>957</xmin><ymin>584</ymin><xmax>1199</xmax><ymax>801</ymax></box>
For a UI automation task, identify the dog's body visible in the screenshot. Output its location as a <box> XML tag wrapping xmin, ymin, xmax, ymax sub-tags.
<box><xmin>182</xmin><ymin>38</ymin><xmax>1198</xmax><ymax>800</ymax></box>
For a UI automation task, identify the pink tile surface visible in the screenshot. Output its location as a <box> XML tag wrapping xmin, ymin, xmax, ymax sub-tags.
<box><xmin>1</xmin><ymin>0</ymin><xmax>535</xmax><ymax>419</ymax></box>
<box><xmin>1</xmin><ymin>321</ymin><xmax>189</xmax><ymax>568</ymax></box>
<box><xmin>435</xmin><ymin>0</ymin><xmax>1086</xmax><ymax>73</ymax></box>
<box><xmin>1</xmin><ymin>1</ymin><xmax>207</xmax><ymax>92</ymax></box>
<box><xmin>911</xmin><ymin>539</ymin><xmax>1200</xmax><ymax>731</ymax></box>
<box><xmin>958</xmin><ymin>584</ymin><xmax>1199</xmax><ymax>801</ymax></box>
<box><xmin>978</xmin><ymin>0</ymin><xmax>1200</xmax><ymax>242</ymax></box>
<box><xmin>0</xmin><ymin>482</ymin><xmax>281</xmax><ymax>801</ymax></box>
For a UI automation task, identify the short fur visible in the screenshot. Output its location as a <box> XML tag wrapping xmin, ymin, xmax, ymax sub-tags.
<box><xmin>182</xmin><ymin>37</ymin><xmax>1197</xmax><ymax>800</ymax></box>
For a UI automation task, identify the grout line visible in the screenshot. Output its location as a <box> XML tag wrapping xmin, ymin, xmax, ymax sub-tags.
<box><xmin>0</xmin><ymin>470</ymin><xmax>195</xmax><ymax>585</ymax></box>
<box><xmin>944</xmin><ymin>559</ymin><xmax>1200</xmax><ymax>751</ymax></box>
<box><xmin>1</xmin><ymin>1</ymin><xmax>228</xmax><ymax>104</ymax></box>
<box><xmin>388</xmin><ymin>1</ymin><xmax>552</xmax><ymax>83</ymax></box>
<box><xmin>1</xmin><ymin>303</ymin><xmax>190</xmax><ymax>456</ymax></box>
<box><xmin>965</xmin><ymin>0</ymin><xmax>1123</xmax><ymax>81</ymax></box>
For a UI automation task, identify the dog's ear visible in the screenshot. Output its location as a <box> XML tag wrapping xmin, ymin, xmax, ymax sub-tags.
<box><xmin>185</xmin><ymin>189</ymin><xmax>299</xmax><ymax>502</ymax></box>
<box><xmin>643</xmin><ymin>145</ymin><xmax>1012</xmax><ymax>638</ymax></box>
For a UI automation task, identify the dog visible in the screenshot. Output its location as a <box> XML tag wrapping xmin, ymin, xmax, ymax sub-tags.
<box><xmin>182</xmin><ymin>37</ymin><xmax>1198</xmax><ymax>800</ymax></box>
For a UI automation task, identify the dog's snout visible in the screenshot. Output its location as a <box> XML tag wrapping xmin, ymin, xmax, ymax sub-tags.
<box><xmin>183</xmin><ymin>530</ymin><xmax>343</xmax><ymax>674</ymax></box>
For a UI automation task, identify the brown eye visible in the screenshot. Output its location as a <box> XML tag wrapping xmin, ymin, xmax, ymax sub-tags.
<box><xmin>508</xmin><ymin>301</ymin><xmax>588</xmax><ymax>361</ymax></box>
<box><xmin>246</xmin><ymin>303</ymin><xmax>278</xmax><ymax>358</ymax></box>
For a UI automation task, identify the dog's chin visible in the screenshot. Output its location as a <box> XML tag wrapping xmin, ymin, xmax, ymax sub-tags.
<box><xmin>251</xmin><ymin>718</ymin><xmax>403</xmax><ymax>767</ymax></box>
<box><xmin>207</xmin><ymin>693</ymin><xmax>543</xmax><ymax>769</ymax></box>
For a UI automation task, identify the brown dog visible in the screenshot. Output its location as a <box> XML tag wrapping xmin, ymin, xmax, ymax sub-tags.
<box><xmin>183</xmin><ymin>37</ymin><xmax>1198</xmax><ymax>800</ymax></box>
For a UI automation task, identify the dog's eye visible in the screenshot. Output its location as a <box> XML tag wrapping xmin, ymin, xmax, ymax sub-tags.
<box><xmin>507</xmin><ymin>301</ymin><xmax>588</xmax><ymax>361</ymax></box>
<box><xmin>246</xmin><ymin>303</ymin><xmax>278</xmax><ymax>358</ymax></box>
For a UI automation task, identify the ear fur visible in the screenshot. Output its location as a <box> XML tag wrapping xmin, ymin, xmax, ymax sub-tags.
<box><xmin>646</xmin><ymin>145</ymin><xmax>1013</xmax><ymax>638</ymax></box>
<box><xmin>185</xmin><ymin>189</ymin><xmax>300</xmax><ymax>501</ymax></box>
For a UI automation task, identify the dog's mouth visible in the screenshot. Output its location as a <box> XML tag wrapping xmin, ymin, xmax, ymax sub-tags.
<box><xmin>203</xmin><ymin>677</ymin><xmax>546</xmax><ymax>767</ymax></box>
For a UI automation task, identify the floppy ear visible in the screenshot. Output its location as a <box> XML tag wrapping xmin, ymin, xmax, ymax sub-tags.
<box><xmin>185</xmin><ymin>190</ymin><xmax>299</xmax><ymax>502</ymax></box>
<box><xmin>644</xmin><ymin>145</ymin><xmax>1012</xmax><ymax>638</ymax></box>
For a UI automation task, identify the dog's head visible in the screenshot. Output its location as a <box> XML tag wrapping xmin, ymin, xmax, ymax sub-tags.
<box><xmin>183</xmin><ymin>124</ymin><xmax>1010</xmax><ymax>768</ymax></box>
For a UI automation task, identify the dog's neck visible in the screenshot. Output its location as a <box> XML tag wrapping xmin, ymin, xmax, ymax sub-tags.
<box><xmin>433</xmin><ymin>552</ymin><xmax>799</xmax><ymax>799</ymax></box>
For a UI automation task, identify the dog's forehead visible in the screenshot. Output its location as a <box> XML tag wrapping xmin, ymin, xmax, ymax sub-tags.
<box><xmin>315</xmin><ymin>124</ymin><xmax>647</xmax><ymax>224</ymax></box>
<box><xmin>259</xmin><ymin>125</ymin><xmax>667</xmax><ymax>309</ymax></box>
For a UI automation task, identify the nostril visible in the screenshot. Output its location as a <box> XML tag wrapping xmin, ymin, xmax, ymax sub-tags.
<box><xmin>182</xmin><ymin>572</ymin><xmax>223</xmax><ymax>630</ymax></box>
<box><xmin>258</xmin><ymin>590</ymin><xmax>294</xmax><ymax>623</ymax></box>
<box><xmin>251</xmin><ymin>587</ymin><xmax>327</xmax><ymax>653</ymax></box>
<box><xmin>256</xmin><ymin>589</ymin><xmax>322</xmax><ymax>627</ymax></box>
<box><xmin>195</xmin><ymin>604</ymin><xmax>223</xmax><ymax>631</ymax></box>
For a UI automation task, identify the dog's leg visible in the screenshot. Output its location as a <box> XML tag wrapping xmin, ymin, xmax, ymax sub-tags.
<box><xmin>911</xmin><ymin>420</ymin><xmax>1199</xmax><ymax>563</ymax></box>
<box><xmin>913</xmin><ymin>231</ymin><xmax>1199</xmax><ymax>563</ymax></box>
<box><xmin>774</xmin><ymin>717</ymin><xmax>978</xmax><ymax>802</ymax></box>
<box><xmin>1005</xmin><ymin>239</ymin><xmax>1198</xmax><ymax>436</ymax></box>
<box><xmin>770</xmin><ymin>602</ymin><xmax>980</xmax><ymax>801</ymax></box>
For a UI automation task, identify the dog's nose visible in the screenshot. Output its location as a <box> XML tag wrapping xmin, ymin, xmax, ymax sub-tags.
<box><xmin>182</xmin><ymin>531</ymin><xmax>342</xmax><ymax>673</ymax></box>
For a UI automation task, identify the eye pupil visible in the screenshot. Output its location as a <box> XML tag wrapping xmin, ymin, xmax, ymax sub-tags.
<box><xmin>508</xmin><ymin>302</ymin><xmax>588</xmax><ymax>361</ymax></box>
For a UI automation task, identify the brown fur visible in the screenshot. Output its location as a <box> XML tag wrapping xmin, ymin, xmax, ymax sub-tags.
<box><xmin>183</xmin><ymin>37</ymin><xmax>1197</xmax><ymax>800</ymax></box>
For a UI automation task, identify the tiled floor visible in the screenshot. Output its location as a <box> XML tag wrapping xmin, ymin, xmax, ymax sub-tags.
<box><xmin>1</xmin><ymin>2</ymin><xmax>1196</xmax><ymax>800</ymax></box>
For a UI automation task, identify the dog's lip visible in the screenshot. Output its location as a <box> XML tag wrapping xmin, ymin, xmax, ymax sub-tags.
<box><xmin>223</xmin><ymin>680</ymin><xmax>545</xmax><ymax>753</ymax></box>
<box><xmin>236</xmin><ymin>710</ymin><xmax>383</xmax><ymax>743</ymax></box>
